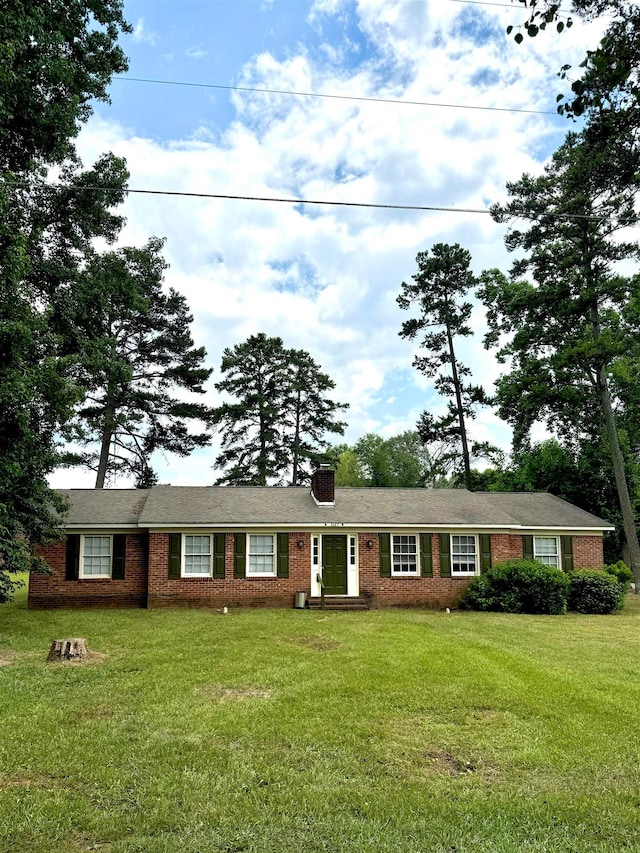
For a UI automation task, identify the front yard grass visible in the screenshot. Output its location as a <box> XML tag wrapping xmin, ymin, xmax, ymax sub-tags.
<box><xmin>1</xmin><ymin>585</ymin><xmax>639</xmax><ymax>852</ymax></box>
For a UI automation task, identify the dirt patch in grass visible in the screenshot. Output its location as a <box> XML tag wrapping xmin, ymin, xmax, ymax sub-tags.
<box><xmin>196</xmin><ymin>684</ymin><xmax>273</xmax><ymax>701</ymax></box>
<box><xmin>290</xmin><ymin>635</ymin><xmax>340</xmax><ymax>651</ymax></box>
<box><xmin>0</xmin><ymin>649</ymin><xmax>16</xmax><ymax>666</ymax></box>
<box><xmin>77</xmin><ymin>705</ymin><xmax>115</xmax><ymax>721</ymax></box>
<box><xmin>0</xmin><ymin>772</ymin><xmax>63</xmax><ymax>790</ymax></box>
<box><xmin>424</xmin><ymin>750</ymin><xmax>477</xmax><ymax>776</ymax></box>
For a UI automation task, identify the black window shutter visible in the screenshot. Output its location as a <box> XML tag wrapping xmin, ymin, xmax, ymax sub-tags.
<box><xmin>112</xmin><ymin>534</ymin><xmax>126</xmax><ymax>580</ymax></box>
<box><xmin>439</xmin><ymin>534</ymin><xmax>451</xmax><ymax>577</ymax></box>
<box><xmin>522</xmin><ymin>535</ymin><xmax>534</xmax><ymax>561</ymax></box>
<box><xmin>560</xmin><ymin>536</ymin><xmax>573</xmax><ymax>571</ymax></box>
<box><xmin>168</xmin><ymin>533</ymin><xmax>181</xmax><ymax>579</ymax></box>
<box><xmin>65</xmin><ymin>535</ymin><xmax>80</xmax><ymax>580</ymax></box>
<box><xmin>479</xmin><ymin>534</ymin><xmax>492</xmax><ymax>573</ymax></box>
<box><xmin>379</xmin><ymin>533</ymin><xmax>391</xmax><ymax>577</ymax></box>
<box><xmin>420</xmin><ymin>533</ymin><xmax>433</xmax><ymax>577</ymax></box>
<box><xmin>213</xmin><ymin>533</ymin><xmax>226</xmax><ymax>579</ymax></box>
<box><xmin>277</xmin><ymin>533</ymin><xmax>289</xmax><ymax>578</ymax></box>
<box><xmin>234</xmin><ymin>533</ymin><xmax>246</xmax><ymax>578</ymax></box>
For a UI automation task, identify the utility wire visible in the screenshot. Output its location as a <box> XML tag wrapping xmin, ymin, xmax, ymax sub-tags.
<box><xmin>113</xmin><ymin>76</ymin><xmax>559</xmax><ymax>117</ymax></box>
<box><xmin>3</xmin><ymin>180</ymin><xmax>613</xmax><ymax>221</ymax></box>
<box><xmin>448</xmin><ymin>0</ymin><xmax>568</xmax><ymax>12</ymax></box>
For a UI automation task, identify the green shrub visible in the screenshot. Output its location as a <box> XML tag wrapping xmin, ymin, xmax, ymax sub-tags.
<box><xmin>568</xmin><ymin>570</ymin><xmax>626</xmax><ymax>614</ymax></box>
<box><xmin>603</xmin><ymin>560</ymin><xmax>634</xmax><ymax>589</ymax></box>
<box><xmin>459</xmin><ymin>559</ymin><xmax>570</xmax><ymax>615</ymax></box>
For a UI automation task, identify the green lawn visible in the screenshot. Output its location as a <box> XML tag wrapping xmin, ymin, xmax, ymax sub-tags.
<box><xmin>1</xmin><ymin>585</ymin><xmax>640</xmax><ymax>853</ymax></box>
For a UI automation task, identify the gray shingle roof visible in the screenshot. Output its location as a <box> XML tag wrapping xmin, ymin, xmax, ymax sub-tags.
<box><xmin>58</xmin><ymin>489</ymin><xmax>150</xmax><ymax>527</ymax></box>
<box><xmin>59</xmin><ymin>486</ymin><xmax>613</xmax><ymax>531</ymax></box>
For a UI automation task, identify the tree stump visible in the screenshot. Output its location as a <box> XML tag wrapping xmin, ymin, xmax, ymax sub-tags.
<box><xmin>47</xmin><ymin>638</ymin><xmax>89</xmax><ymax>662</ymax></box>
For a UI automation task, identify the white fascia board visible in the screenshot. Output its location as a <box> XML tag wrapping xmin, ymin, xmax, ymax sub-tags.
<box><xmin>64</xmin><ymin>524</ymin><xmax>140</xmax><ymax>530</ymax></box>
<box><xmin>516</xmin><ymin>525</ymin><xmax>615</xmax><ymax>533</ymax></box>
<box><xmin>144</xmin><ymin>522</ymin><xmax>613</xmax><ymax>532</ymax></box>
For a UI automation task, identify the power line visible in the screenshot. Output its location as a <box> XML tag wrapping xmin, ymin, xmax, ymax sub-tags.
<box><xmin>3</xmin><ymin>180</ymin><xmax>612</xmax><ymax>221</ymax></box>
<box><xmin>113</xmin><ymin>76</ymin><xmax>559</xmax><ymax>117</ymax></box>
<box><xmin>449</xmin><ymin>0</ymin><xmax>525</xmax><ymax>7</ymax></box>
<box><xmin>448</xmin><ymin>0</ymin><xmax>567</xmax><ymax>11</ymax></box>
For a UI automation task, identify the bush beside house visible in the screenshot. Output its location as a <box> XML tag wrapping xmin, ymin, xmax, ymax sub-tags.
<box><xmin>461</xmin><ymin>559</ymin><xmax>632</xmax><ymax>615</ymax></box>
<box><xmin>459</xmin><ymin>559</ymin><xmax>570</xmax><ymax>614</ymax></box>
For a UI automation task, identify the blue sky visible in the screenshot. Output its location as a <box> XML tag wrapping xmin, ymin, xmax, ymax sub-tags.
<box><xmin>54</xmin><ymin>0</ymin><xmax>606</xmax><ymax>487</ymax></box>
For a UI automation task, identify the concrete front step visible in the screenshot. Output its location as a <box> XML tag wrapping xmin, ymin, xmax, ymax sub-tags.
<box><xmin>307</xmin><ymin>596</ymin><xmax>369</xmax><ymax>611</ymax></box>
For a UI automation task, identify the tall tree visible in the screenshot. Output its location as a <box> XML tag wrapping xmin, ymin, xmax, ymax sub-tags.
<box><xmin>2</xmin><ymin>1</ymin><xmax>130</xmax><ymax>174</ymax></box>
<box><xmin>397</xmin><ymin>243</ymin><xmax>491</xmax><ymax>490</ymax></box>
<box><xmin>511</xmin><ymin>2</ymin><xmax>639</xmax><ymax>197</ymax></box>
<box><xmin>213</xmin><ymin>334</ymin><xmax>290</xmax><ymax>486</ymax></box>
<box><xmin>60</xmin><ymin>239</ymin><xmax>214</xmax><ymax>488</ymax></box>
<box><xmin>479</xmin><ymin>131</ymin><xmax>640</xmax><ymax>589</ymax></box>
<box><xmin>283</xmin><ymin>349</ymin><xmax>347</xmax><ymax>485</ymax></box>
<box><xmin>213</xmin><ymin>334</ymin><xmax>347</xmax><ymax>485</ymax></box>
<box><xmin>0</xmin><ymin>0</ymin><xmax>131</xmax><ymax>599</ymax></box>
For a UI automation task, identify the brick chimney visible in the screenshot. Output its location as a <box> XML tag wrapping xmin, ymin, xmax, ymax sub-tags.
<box><xmin>311</xmin><ymin>464</ymin><xmax>335</xmax><ymax>506</ymax></box>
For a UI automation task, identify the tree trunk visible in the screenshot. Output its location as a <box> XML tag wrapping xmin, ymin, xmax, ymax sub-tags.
<box><xmin>597</xmin><ymin>367</ymin><xmax>640</xmax><ymax>591</ymax></box>
<box><xmin>95</xmin><ymin>424</ymin><xmax>113</xmax><ymax>489</ymax></box>
<box><xmin>446</xmin><ymin>323</ymin><xmax>472</xmax><ymax>490</ymax></box>
<box><xmin>291</xmin><ymin>388</ymin><xmax>302</xmax><ymax>485</ymax></box>
<box><xmin>47</xmin><ymin>638</ymin><xmax>89</xmax><ymax>662</ymax></box>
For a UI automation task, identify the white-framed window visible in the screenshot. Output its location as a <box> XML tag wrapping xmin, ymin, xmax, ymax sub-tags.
<box><xmin>534</xmin><ymin>536</ymin><xmax>559</xmax><ymax>568</ymax></box>
<box><xmin>392</xmin><ymin>534</ymin><xmax>419</xmax><ymax>575</ymax></box>
<box><xmin>312</xmin><ymin>536</ymin><xmax>320</xmax><ymax>568</ymax></box>
<box><xmin>183</xmin><ymin>534</ymin><xmax>212</xmax><ymax>576</ymax></box>
<box><xmin>80</xmin><ymin>535</ymin><xmax>112</xmax><ymax>578</ymax></box>
<box><xmin>349</xmin><ymin>536</ymin><xmax>356</xmax><ymax>566</ymax></box>
<box><xmin>248</xmin><ymin>534</ymin><xmax>276</xmax><ymax>576</ymax></box>
<box><xmin>451</xmin><ymin>535</ymin><xmax>478</xmax><ymax>575</ymax></box>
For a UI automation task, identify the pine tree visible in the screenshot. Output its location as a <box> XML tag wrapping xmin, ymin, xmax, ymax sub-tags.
<box><xmin>397</xmin><ymin>243</ymin><xmax>490</xmax><ymax>491</ymax></box>
<box><xmin>60</xmin><ymin>240</ymin><xmax>214</xmax><ymax>487</ymax></box>
<box><xmin>213</xmin><ymin>334</ymin><xmax>347</xmax><ymax>485</ymax></box>
<box><xmin>0</xmin><ymin>0</ymin><xmax>131</xmax><ymax>599</ymax></box>
<box><xmin>283</xmin><ymin>349</ymin><xmax>347</xmax><ymax>484</ymax></box>
<box><xmin>479</xmin><ymin>131</ymin><xmax>640</xmax><ymax>589</ymax></box>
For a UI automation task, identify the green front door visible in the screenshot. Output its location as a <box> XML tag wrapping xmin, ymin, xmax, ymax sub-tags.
<box><xmin>322</xmin><ymin>535</ymin><xmax>348</xmax><ymax>595</ymax></box>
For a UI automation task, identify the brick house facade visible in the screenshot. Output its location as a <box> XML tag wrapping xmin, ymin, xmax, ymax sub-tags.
<box><xmin>29</xmin><ymin>469</ymin><xmax>612</xmax><ymax>610</ymax></box>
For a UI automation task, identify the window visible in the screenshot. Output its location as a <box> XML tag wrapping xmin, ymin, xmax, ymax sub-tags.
<box><xmin>392</xmin><ymin>535</ymin><xmax>418</xmax><ymax>575</ymax></box>
<box><xmin>248</xmin><ymin>534</ymin><xmax>275</xmax><ymax>576</ymax></box>
<box><xmin>312</xmin><ymin>536</ymin><xmax>319</xmax><ymax>567</ymax></box>
<box><xmin>81</xmin><ymin>535</ymin><xmax>112</xmax><ymax>578</ymax></box>
<box><xmin>451</xmin><ymin>535</ymin><xmax>477</xmax><ymax>575</ymax></box>
<box><xmin>534</xmin><ymin>536</ymin><xmax>559</xmax><ymax>568</ymax></box>
<box><xmin>349</xmin><ymin>536</ymin><xmax>356</xmax><ymax>566</ymax></box>
<box><xmin>184</xmin><ymin>535</ymin><xmax>212</xmax><ymax>576</ymax></box>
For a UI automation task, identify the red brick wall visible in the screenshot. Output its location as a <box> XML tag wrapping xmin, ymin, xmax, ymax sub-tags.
<box><xmin>147</xmin><ymin>532</ymin><xmax>312</xmax><ymax>608</ymax></box>
<box><xmin>357</xmin><ymin>532</ymin><xmax>605</xmax><ymax>609</ymax></box>
<box><xmin>572</xmin><ymin>535</ymin><xmax>605</xmax><ymax>569</ymax></box>
<box><xmin>28</xmin><ymin>529</ymin><xmax>606</xmax><ymax>610</ymax></box>
<box><xmin>492</xmin><ymin>534</ymin><xmax>524</xmax><ymax>563</ymax></box>
<box><xmin>358</xmin><ymin>532</ymin><xmax>475</xmax><ymax>609</ymax></box>
<box><xmin>28</xmin><ymin>533</ymin><xmax>148</xmax><ymax>608</ymax></box>
<box><xmin>495</xmin><ymin>533</ymin><xmax>604</xmax><ymax>569</ymax></box>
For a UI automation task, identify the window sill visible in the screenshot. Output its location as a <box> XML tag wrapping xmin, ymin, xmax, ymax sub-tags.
<box><xmin>181</xmin><ymin>573</ymin><xmax>215</xmax><ymax>579</ymax></box>
<box><xmin>78</xmin><ymin>575</ymin><xmax>112</xmax><ymax>581</ymax></box>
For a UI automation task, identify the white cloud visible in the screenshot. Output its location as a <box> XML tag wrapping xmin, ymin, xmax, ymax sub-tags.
<box><xmin>131</xmin><ymin>18</ymin><xmax>158</xmax><ymax>46</ymax></box>
<box><xmin>186</xmin><ymin>46</ymin><xmax>209</xmax><ymax>60</ymax></box>
<box><xmin>64</xmin><ymin>0</ymin><xmax>608</xmax><ymax>486</ymax></box>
